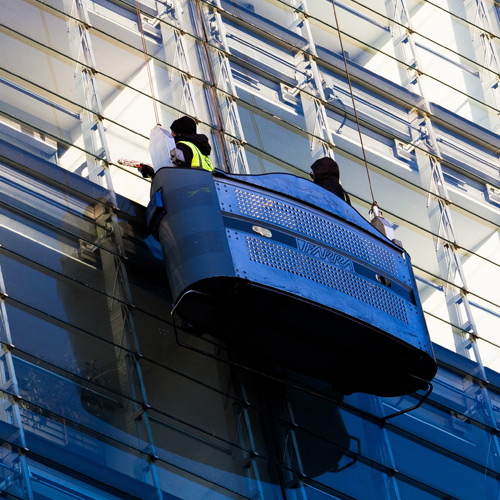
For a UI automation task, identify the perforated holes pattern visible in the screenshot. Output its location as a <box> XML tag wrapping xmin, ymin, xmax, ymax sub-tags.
<box><xmin>246</xmin><ymin>236</ymin><xmax>410</xmax><ymax>324</ymax></box>
<box><xmin>233</xmin><ymin>188</ymin><xmax>399</xmax><ymax>278</ymax></box>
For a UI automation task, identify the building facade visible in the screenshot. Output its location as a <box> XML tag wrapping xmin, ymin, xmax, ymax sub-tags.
<box><xmin>0</xmin><ymin>0</ymin><xmax>499</xmax><ymax>498</ymax></box>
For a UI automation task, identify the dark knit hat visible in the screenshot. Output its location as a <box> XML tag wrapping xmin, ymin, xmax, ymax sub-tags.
<box><xmin>170</xmin><ymin>116</ymin><xmax>197</xmax><ymax>135</ymax></box>
<box><xmin>310</xmin><ymin>157</ymin><xmax>340</xmax><ymax>180</ymax></box>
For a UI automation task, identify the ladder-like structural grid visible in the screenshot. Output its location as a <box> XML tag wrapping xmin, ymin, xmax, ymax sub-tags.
<box><xmin>160</xmin><ymin>4</ymin><xmax>307</xmax><ymax>497</ymax></box>
<box><xmin>69</xmin><ymin>2</ymin><xmax>164</xmax><ymax>497</ymax></box>
<box><xmin>471</xmin><ymin>0</ymin><xmax>500</xmax><ymax>134</ymax></box>
<box><xmin>287</xmin><ymin>0</ymin><xmax>337</xmax><ymax>160</ymax></box>
<box><xmin>388</xmin><ymin>0</ymin><xmax>500</xmax><ymax>467</ymax></box>
<box><xmin>0</xmin><ymin>269</ymin><xmax>34</xmax><ymax>499</ymax></box>
<box><xmin>157</xmin><ymin>0</ymin><xmax>250</xmax><ymax>174</ymax></box>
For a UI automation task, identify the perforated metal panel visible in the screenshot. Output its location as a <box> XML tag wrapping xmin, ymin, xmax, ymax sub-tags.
<box><xmin>154</xmin><ymin>168</ymin><xmax>436</xmax><ymax>394</ymax></box>
<box><xmin>245</xmin><ymin>235</ymin><xmax>410</xmax><ymax>324</ymax></box>
<box><xmin>219</xmin><ymin>183</ymin><xmax>403</xmax><ymax>281</ymax></box>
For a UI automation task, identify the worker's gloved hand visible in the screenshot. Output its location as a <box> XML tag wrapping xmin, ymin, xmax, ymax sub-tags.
<box><xmin>137</xmin><ymin>163</ymin><xmax>155</xmax><ymax>178</ymax></box>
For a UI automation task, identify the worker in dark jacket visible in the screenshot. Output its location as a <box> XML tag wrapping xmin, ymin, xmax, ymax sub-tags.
<box><xmin>135</xmin><ymin>116</ymin><xmax>213</xmax><ymax>178</ymax></box>
<box><xmin>169</xmin><ymin>116</ymin><xmax>213</xmax><ymax>172</ymax></box>
<box><xmin>310</xmin><ymin>157</ymin><xmax>351</xmax><ymax>205</ymax></box>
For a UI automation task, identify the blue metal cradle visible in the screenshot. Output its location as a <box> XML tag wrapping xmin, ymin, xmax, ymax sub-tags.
<box><xmin>149</xmin><ymin>167</ymin><xmax>437</xmax><ymax>397</ymax></box>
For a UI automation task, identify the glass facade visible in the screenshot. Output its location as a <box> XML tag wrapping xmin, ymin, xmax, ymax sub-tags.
<box><xmin>0</xmin><ymin>0</ymin><xmax>499</xmax><ymax>498</ymax></box>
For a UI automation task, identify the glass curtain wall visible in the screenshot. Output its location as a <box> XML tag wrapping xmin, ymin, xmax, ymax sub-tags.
<box><xmin>0</xmin><ymin>0</ymin><xmax>499</xmax><ymax>499</ymax></box>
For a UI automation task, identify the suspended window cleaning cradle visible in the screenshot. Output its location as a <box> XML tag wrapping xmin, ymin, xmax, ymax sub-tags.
<box><xmin>134</xmin><ymin>0</ymin><xmax>436</xmax><ymax>398</ymax></box>
<box><xmin>145</xmin><ymin>129</ymin><xmax>437</xmax><ymax>397</ymax></box>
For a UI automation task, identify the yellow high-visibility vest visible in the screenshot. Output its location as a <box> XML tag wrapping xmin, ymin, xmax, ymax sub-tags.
<box><xmin>177</xmin><ymin>141</ymin><xmax>214</xmax><ymax>171</ymax></box>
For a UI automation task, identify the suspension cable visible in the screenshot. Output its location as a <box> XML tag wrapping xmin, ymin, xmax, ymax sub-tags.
<box><xmin>134</xmin><ymin>0</ymin><xmax>161</xmax><ymax>125</ymax></box>
<box><xmin>331</xmin><ymin>0</ymin><xmax>376</xmax><ymax>206</ymax></box>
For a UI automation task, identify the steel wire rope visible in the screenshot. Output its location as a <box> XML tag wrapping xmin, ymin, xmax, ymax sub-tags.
<box><xmin>9</xmin><ymin>3</ymin><xmax>500</xmax><ymax>170</ymax></box>
<box><xmin>196</xmin><ymin>1</ymin><xmax>500</xmax><ymax>121</ymax></box>
<box><xmin>194</xmin><ymin>0</ymin><xmax>232</xmax><ymax>172</ymax></box>
<box><xmin>4</xmin><ymin>0</ymin><xmax>500</xmax><ymax>474</ymax></box>
<box><xmin>3</xmin><ymin>117</ymin><xmax>500</xmax><ymax>311</ymax></box>
<box><xmin>2</xmin><ymin>94</ymin><xmax>499</xmax><ymax>288</ymax></box>
<box><xmin>133</xmin><ymin>0</ymin><xmax>160</xmax><ymax>126</ymax></box>
<box><xmin>212</xmin><ymin>50</ymin><xmax>500</xmax><ymax>196</ymax></box>
<box><xmin>344</xmin><ymin>0</ymin><xmax>500</xmax><ymax>75</ymax></box>
<box><xmin>273</xmin><ymin>0</ymin><xmax>500</xmax><ymax>84</ymax></box>
<box><xmin>328</xmin><ymin>0</ymin><xmax>500</xmax><ymax>213</ymax></box>
<box><xmin>350</xmin><ymin>193</ymin><xmax>500</xmax><ymax>273</ymax></box>
<box><xmin>165</xmin><ymin>1</ymin><xmax>500</xmax><ymax>195</ymax></box>
<box><xmin>2</xmin><ymin>0</ymin><xmax>216</xmax><ymax>155</ymax></box>
<box><xmin>330</xmin><ymin>0</ymin><xmax>377</xmax><ymax>208</ymax></box>
<box><xmin>3</xmin><ymin>8</ymin><xmax>499</xmax><ymax>227</ymax></box>
<box><xmin>36</xmin><ymin>0</ymin><xmax>496</xmax><ymax>162</ymax></box>
<box><xmin>80</xmin><ymin>0</ymin><xmax>500</xmax><ymax>169</ymax></box>
<box><xmin>4</xmin><ymin>44</ymin><xmax>498</xmax><ymax>221</ymax></box>
<box><xmin>3</xmin><ymin>213</ymin><xmax>499</xmax><ymax>377</ymax></box>
<box><xmin>22</xmin><ymin>0</ymin><xmax>500</xmax><ymax>126</ymax></box>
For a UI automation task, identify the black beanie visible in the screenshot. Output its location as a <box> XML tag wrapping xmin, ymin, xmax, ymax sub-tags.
<box><xmin>311</xmin><ymin>157</ymin><xmax>340</xmax><ymax>180</ymax></box>
<box><xmin>170</xmin><ymin>116</ymin><xmax>197</xmax><ymax>135</ymax></box>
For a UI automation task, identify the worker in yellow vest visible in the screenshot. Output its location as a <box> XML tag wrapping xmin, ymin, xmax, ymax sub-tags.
<box><xmin>169</xmin><ymin>116</ymin><xmax>214</xmax><ymax>172</ymax></box>
<box><xmin>133</xmin><ymin>116</ymin><xmax>213</xmax><ymax>178</ymax></box>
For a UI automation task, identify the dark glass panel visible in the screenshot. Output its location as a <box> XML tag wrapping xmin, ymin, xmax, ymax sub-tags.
<box><xmin>0</xmin><ymin>249</ymin><xmax>128</xmax><ymax>349</ymax></box>
<box><xmin>388</xmin><ymin>428</ymin><xmax>500</xmax><ymax>499</ymax></box>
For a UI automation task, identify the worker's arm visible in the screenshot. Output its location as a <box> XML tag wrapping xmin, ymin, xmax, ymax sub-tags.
<box><xmin>118</xmin><ymin>158</ymin><xmax>155</xmax><ymax>178</ymax></box>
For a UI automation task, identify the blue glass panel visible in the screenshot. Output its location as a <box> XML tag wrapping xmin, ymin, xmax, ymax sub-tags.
<box><xmin>0</xmin><ymin>441</ymin><xmax>30</xmax><ymax>499</ymax></box>
<box><xmin>0</xmin><ymin>162</ymin><xmax>173</xmax><ymax>320</ymax></box>
<box><xmin>0</xmin><ymin>302</ymin><xmax>143</xmax><ymax>402</ymax></box>
<box><xmin>395</xmin><ymin>478</ymin><xmax>449</xmax><ymax>500</ymax></box>
<box><xmin>123</xmin><ymin>253</ymin><xmax>172</xmax><ymax>322</ymax></box>
<box><xmin>3</xmin><ymin>401</ymin><xmax>158</xmax><ymax>499</ymax></box>
<box><xmin>0</xmin><ymin>250</ymin><xmax>125</xmax><ymax>346</ymax></box>
<box><xmin>0</xmin><ymin>383</ymin><xmax>260</xmax><ymax>499</ymax></box>
<box><xmin>0</xmin><ymin>200</ymin><xmax>174</xmax><ymax>321</ymax></box>
<box><xmin>382</xmin><ymin>391</ymin><xmax>499</xmax><ymax>472</ymax></box>
<box><xmin>153</xmin><ymin>455</ymin><xmax>273</xmax><ymax>500</ymax></box>
<box><xmin>285</xmin><ymin>460</ymin><xmax>395</xmax><ymax>500</ymax></box>
<box><xmin>0</xmin><ymin>206</ymin><xmax>122</xmax><ymax>298</ymax></box>
<box><xmin>0</xmin><ymin>162</ymin><xmax>116</xmax><ymax>252</ymax></box>
<box><xmin>8</xmin><ymin>356</ymin><xmax>148</xmax><ymax>449</ymax></box>
<box><xmin>235</xmin><ymin>103</ymin><xmax>312</xmax><ymax>172</ymax></box>
<box><xmin>488</xmin><ymin>388</ymin><xmax>500</xmax><ymax>431</ymax></box>
<box><xmin>28</xmin><ymin>458</ymin><xmax>126</xmax><ymax>500</ymax></box>
<box><xmin>388</xmin><ymin>428</ymin><xmax>500</xmax><ymax>499</ymax></box>
<box><xmin>387</xmin><ymin>365</ymin><xmax>495</xmax><ymax>428</ymax></box>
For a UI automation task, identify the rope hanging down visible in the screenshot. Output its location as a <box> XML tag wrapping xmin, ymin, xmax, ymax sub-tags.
<box><xmin>331</xmin><ymin>0</ymin><xmax>376</xmax><ymax>207</ymax></box>
<box><xmin>134</xmin><ymin>0</ymin><xmax>161</xmax><ymax>126</ymax></box>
